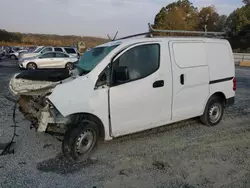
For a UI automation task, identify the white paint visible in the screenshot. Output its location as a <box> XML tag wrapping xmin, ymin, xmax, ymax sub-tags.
<box><xmin>206</xmin><ymin>42</ymin><xmax>235</xmax><ymax>81</ymax></box>
<box><xmin>45</xmin><ymin>37</ymin><xmax>235</xmax><ymax>141</ymax></box>
<box><xmin>109</xmin><ymin>42</ymin><xmax>172</xmax><ymax>137</ymax></box>
<box><xmin>172</xmin><ymin>42</ymin><xmax>207</xmax><ymax>68</ymax></box>
<box><xmin>169</xmin><ymin>41</ymin><xmax>209</xmax><ymax>121</ymax></box>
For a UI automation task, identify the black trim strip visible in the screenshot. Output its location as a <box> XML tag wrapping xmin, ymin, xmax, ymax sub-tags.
<box><xmin>209</xmin><ymin>77</ymin><xmax>233</xmax><ymax>84</ymax></box>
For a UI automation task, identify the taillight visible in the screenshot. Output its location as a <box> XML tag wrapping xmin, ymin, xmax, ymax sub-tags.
<box><xmin>233</xmin><ymin>77</ymin><xmax>236</xmax><ymax>91</ymax></box>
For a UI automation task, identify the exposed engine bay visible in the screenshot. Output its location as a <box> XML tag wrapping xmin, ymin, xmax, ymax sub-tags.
<box><xmin>8</xmin><ymin>69</ymin><xmax>80</xmax><ymax>134</ymax></box>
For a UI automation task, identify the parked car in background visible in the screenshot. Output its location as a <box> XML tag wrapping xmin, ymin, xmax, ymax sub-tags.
<box><xmin>19</xmin><ymin>46</ymin><xmax>79</xmax><ymax>60</ymax></box>
<box><xmin>27</xmin><ymin>46</ymin><xmax>37</xmax><ymax>52</ymax></box>
<box><xmin>18</xmin><ymin>46</ymin><xmax>44</xmax><ymax>59</ymax></box>
<box><xmin>18</xmin><ymin>51</ymin><xmax>78</xmax><ymax>70</ymax></box>
<box><xmin>9</xmin><ymin>49</ymin><xmax>29</xmax><ymax>60</ymax></box>
<box><xmin>0</xmin><ymin>46</ymin><xmax>4</xmax><ymax>57</ymax></box>
<box><xmin>4</xmin><ymin>46</ymin><xmax>24</xmax><ymax>58</ymax></box>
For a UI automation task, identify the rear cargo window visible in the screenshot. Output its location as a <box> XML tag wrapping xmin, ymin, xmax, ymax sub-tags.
<box><xmin>172</xmin><ymin>42</ymin><xmax>207</xmax><ymax>68</ymax></box>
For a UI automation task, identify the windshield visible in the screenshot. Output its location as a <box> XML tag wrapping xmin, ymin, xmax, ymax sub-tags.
<box><xmin>76</xmin><ymin>45</ymin><xmax>119</xmax><ymax>74</ymax></box>
<box><xmin>33</xmin><ymin>47</ymin><xmax>44</xmax><ymax>53</ymax></box>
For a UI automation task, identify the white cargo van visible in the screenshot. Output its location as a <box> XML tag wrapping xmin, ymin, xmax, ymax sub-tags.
<box><xmin>9</xmin><ymin>25</ymin><xmax>236</xmax><ymax>161</ymax></box>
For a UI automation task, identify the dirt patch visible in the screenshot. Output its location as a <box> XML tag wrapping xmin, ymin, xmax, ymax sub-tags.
<box><xmin>37</xmin><ymin>154</ymin><xmax>98</xmax><ymax>175</ymax></box>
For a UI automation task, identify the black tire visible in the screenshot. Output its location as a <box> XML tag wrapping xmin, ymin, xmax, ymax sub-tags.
<box><xmin>10</xmin><ymin>55</ymin><xmax>16</xmax><ymax>60</ymax></box>
<box><xmin>200</xmin><ymin>96</ymin><xmax>225</xmax><ymax>126</ymax></box>
<box><xmin>65</xmin><ymin>62</ymin><xmax>74</xmax><ymax>70</ymax></box>
<box><xmin>62</xmin><ymin>117</ymin><xmax>99</xmax><ymax>161</ymax></box>
<box><xmin>26</xmin><ymin>62</ymin><xmax>37</xmax><ymax>70</ymax></box>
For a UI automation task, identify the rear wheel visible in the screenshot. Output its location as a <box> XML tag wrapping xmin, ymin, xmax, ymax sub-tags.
<box><xmin>200</xmin><ymin>96</ymin><xmax>225</xmax><ymax>126</ymax></box>
<box><xmin>26</xmin><ymin>62</ymin><xmax>37</xmax><ymax>70</ymax></box>
<box><xmin>65</xmin><ymin>62</ymin><xmax>74</xmax><ymax>70</ymax></box>
<box><xmin>62</xmin><ymin>118</ymin><xmax>99</xmax><ymax>161</ymax></box>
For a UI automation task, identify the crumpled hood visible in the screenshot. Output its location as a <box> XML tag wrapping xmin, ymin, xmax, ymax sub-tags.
<box><xmin>9</xmin><ymin>69</ymin><xmax>76</xmax><ymax>96</ymax></box>
<box><xmin>48</xmin><ymin>74</ymin><xmax>95</xmax><ymax>117</ymax></box>
<box><xmin>9</xmin><ymin>73</ymin><xmax>58</xmax><ymax>96</ymax></box>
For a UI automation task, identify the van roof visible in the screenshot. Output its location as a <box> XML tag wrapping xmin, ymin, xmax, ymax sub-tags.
<box><xmin>97</xmin><ymin>36</ymin><xmax>229</xmax><ymax>48</ymax></box>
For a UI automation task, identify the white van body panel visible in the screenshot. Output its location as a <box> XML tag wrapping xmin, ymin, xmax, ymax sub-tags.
<box><xmin>48</xmin><ymin>72</ymin><xmax>112</xmax><ymax>139</ymax></box>
<box><xmin>47</xmin><ymin>37</ymin><xmax>235</xmax><ymax>141</ymax></box>
<box><xmin>205</xmin><ymin>41</ymin><xmax>235</xmax><ymax>99</ymax></box>
<box><xmin>169</xmin><ymin>41</ymin><xmax>209</xmax><ymax>121</ymax></box>
<box><xmin>110</xmin><ymin>42</ymin><xmax>173</xmax><ymax>137</ymax></box>
<box><xmin>206</xmin><ymin>42</ymin><xmax>235</xmax><ymax>81</ymax></box>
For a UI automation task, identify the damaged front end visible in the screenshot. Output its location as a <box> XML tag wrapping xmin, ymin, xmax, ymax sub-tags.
<box><xmin>8</xmin><ymin>69</ymin><xmax>77</xmax><ymax>134</ymax></box>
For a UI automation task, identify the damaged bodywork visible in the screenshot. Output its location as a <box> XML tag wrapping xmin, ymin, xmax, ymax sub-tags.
<box><xmin>8</xmin><ymin>69</ymin><xmax>78</xmax><ymax>134</ymax></box>
<box><xmin>7</xmin><ymin>40</ymin><xmax>123</xmax><ymax>161</ymax></box>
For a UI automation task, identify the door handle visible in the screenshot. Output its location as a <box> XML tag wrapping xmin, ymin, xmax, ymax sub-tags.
<box><xmin>180</xmin><ymin>74</ymin><xmax>184</xmax><ymax>85</ymax></box>
<box><xmin>153</xmin><ymin>80</ymin><xmax>164</xmax><ymax>88</ymax></box>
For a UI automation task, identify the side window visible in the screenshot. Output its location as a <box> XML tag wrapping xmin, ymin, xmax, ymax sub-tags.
<box><xmin>55</xmin><ymin>52</ymin><xmax>68</xmax><ymax>58</ymax></box>
<box><xmin>41</xmin><ymin>47</ymin><xmax>53</xmax><ymax>54</ymax></box>
<box><xmin>95</xmin><ymin>65</ymin><xmax>110</xmax><ymax>88</ymax></box>
<box><xmin>40</xmin><ymin>52</ymin><xmax>55</xmax><ymax>58</ymax></box>
<box><xmin>64</xmin><ymin>48</ymin><xmax>76</xmax><ymax>54</ymax></box>
<box><xmin>112</xmin><ymin>44</ymin><xmax>160</xmax><ymax>85</ymax></box>
<box><xmin>54</xmin><ymin>48</ymin><xmax>63</xmax><ymax>52</ymax></box>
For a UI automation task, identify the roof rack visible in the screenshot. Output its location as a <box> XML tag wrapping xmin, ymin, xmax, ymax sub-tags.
<box><xmin>148</xmin><ymin>23</ymin><xmax>226</xmax><ymax>36</ymax></box>
<box><xmin>113</xmin><ymin>23</ymin><xmax>226</xmax><ymax>41</ymax></box>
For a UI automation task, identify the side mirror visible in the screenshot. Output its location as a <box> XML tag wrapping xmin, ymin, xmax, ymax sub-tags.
<box><xmin>113</xmin><ymin>66</ymin><xmax>129</xmax><ymax>83</ymax></box>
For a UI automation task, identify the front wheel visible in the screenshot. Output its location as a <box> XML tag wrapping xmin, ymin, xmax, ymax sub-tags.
<box><xmin>65</xmin><ymin>62</ymin><xmax>74</xmax><ymax>70</ymax></box>
<box><xmin>200</xmin><ymin>96</ymin><xmax>225</xmax><ymax>126</ymax></box>
<box><xmin>10</xmin><ymin>55</ymin><xmax>16</xmax><ymax>60</ymax></box>
<box><xmin>62</xmin><ymin>118</ymin><xmax>99</xmax><ymax>161</ymax></box>
<box><xmin>26</xmin><ymin>62</ymin><xmax>37</xmax><ymax>70</ymax></box>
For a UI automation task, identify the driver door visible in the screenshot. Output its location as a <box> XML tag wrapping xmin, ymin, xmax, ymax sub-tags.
<box><xmin>109</xmin><ymin>42</ymin><xmax>172</xmax><ymax>137</ymax></box>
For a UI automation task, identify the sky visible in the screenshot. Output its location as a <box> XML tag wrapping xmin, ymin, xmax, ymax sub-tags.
<box><xmin>0</xmin><ymin>0</ymin><xmax>244</xmax><ymax>38</ymax></box>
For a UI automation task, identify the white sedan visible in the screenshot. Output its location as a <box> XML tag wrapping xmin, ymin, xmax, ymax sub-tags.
<box><xmin>18</xmin><ymin>52</ymin><xmax>78</xmax><ymax>70</ymax></box>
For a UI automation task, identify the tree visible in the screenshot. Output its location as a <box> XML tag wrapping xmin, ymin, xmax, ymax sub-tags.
<box><xmin>153</xmin><ymin>0</ymin><xmax>199</xmax><ymax>35</ymax></box>
<box><xmin>226</xmin><ymin>6</ymin><xmax>250</xmax><ymax>34</ymax></box>
<box><xmin>243</xmin><ymin>0</ymin><xmax>250</xmax><ymax>5</ymax></box>
<box><xmin>216</xmin><ymin>15</ymin><xmax>228</xmax><ymax>31</ymax></box>
<box><xmin>198</xmin><ymin>6</ymin><xmax>219</xmax><ymax>31</ymax></box>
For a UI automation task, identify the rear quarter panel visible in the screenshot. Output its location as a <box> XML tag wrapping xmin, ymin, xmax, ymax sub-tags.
<box><xmin>206</xmin><ymin>41</ymin><xmax>235</xmax><ymax>99</ymax></box>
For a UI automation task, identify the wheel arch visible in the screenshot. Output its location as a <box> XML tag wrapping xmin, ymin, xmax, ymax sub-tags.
<box><xmin>202</xmin><ymin>91</ymin><xmax>227</xmax><ymax>115</ymax></box>
<box><xmin>26</xmin><ymin>62</ymin><xmax>37</xmax><ymax>69</ymax></box>
<box><xmin>65</xmin><ymin>62</ymin><xmax>74</xmax><ymax>70</ymax></box>
<box><xmin>69</xmin><ymin>112</ymin><xmax>105</xmax><ymax>140</ymax></box>
<box><xmin>209</xmin><ymin>92</ymin><xmax>227</xmax><ymax>105</ymax></box>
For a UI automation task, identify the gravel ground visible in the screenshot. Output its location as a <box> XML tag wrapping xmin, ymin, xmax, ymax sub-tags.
<box><xmin>0</xmin><ymin>58</ymin><xmax>250</xmax><ymax>188</ymax></box>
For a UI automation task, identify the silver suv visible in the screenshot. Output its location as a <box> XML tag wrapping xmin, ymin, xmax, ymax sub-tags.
<box><xmin>19</xmin><ymin>46</ymin><xmax>79</xmax><ymax>60</ymax></box>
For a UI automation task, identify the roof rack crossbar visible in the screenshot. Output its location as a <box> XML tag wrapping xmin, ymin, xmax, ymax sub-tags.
<box><xmin>115</xmin><ymin>32</ymin><xmax>151</xmax><ymax>41</ymax></box>
<box><xmin>148</xmin><ymin>23</ymin><xmax>226</xmax><ymax>36</ymax></box>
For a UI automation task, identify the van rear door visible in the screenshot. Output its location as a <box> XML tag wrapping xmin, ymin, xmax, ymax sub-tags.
<box><xmin>169</xmin><ymin>41</ymin><xmax>209</xmax><ymax>121</ymax></box>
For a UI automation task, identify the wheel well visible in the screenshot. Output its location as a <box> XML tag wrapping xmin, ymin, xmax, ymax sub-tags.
<box><xmin>26</xmin><ymin>62</ymin><xmax>36</xmax><ymax>68</ymax></box>
<box><xmin>70</xmin><ymin>113</ymin><xmax>105</xmax><ymax>140</ymax></box>
<box><xmin>65</xmin><ymin>62</ymin><xmax>74</xmax><ymax>68</ymax></box>
<box><xmin>210</xmin><ymin>92</ymin><xmax>226</xmax><ymax>105</ymax></box>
